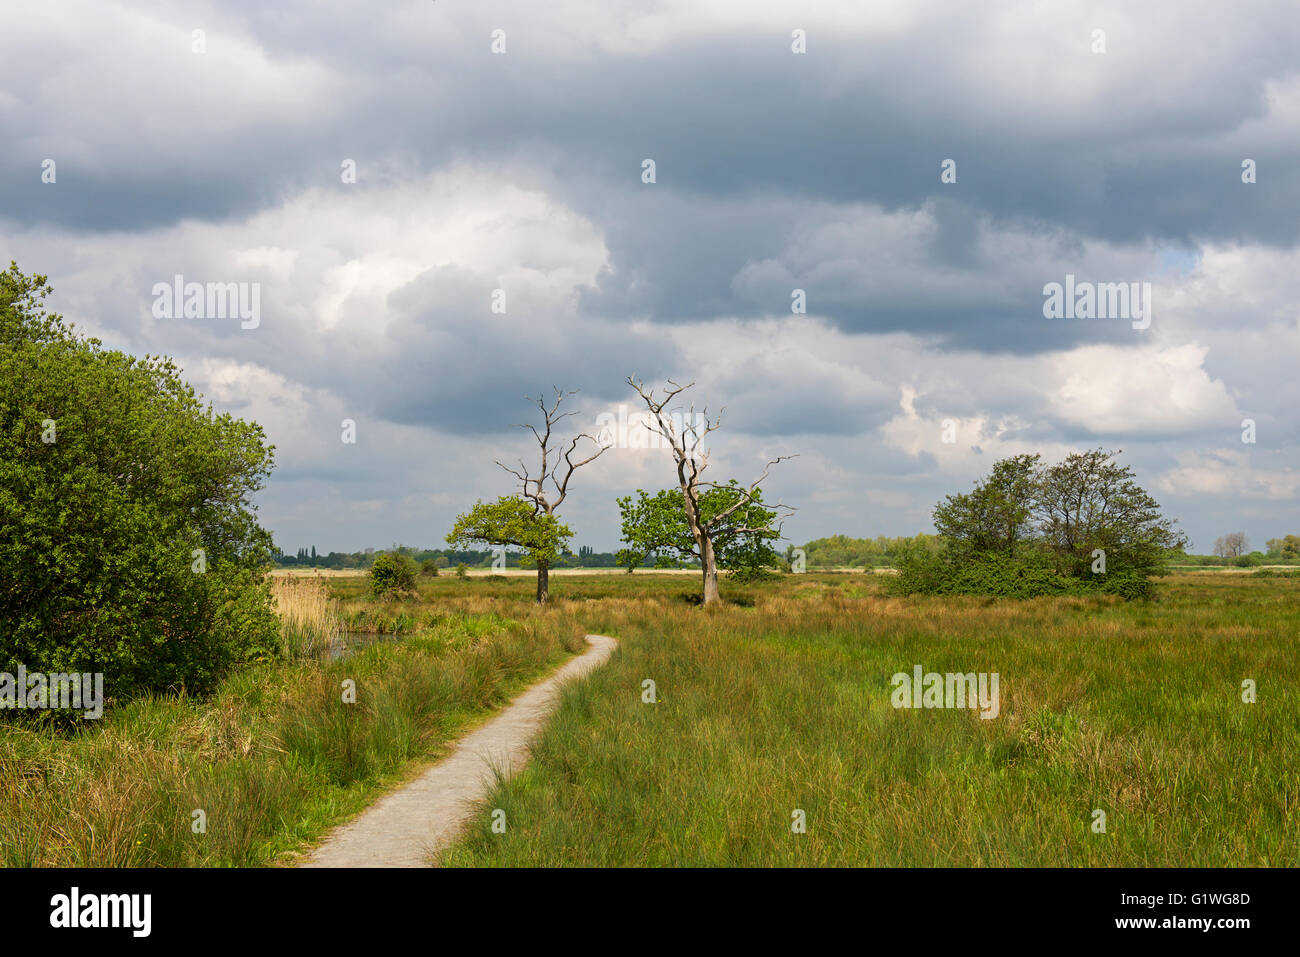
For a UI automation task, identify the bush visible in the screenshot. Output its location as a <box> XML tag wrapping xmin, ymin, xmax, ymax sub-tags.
<box><xmin>420</xmin><ymin>559</ymin><xmax>440</xmax><ymax>577</ymax></box>
<box><xmin>0</xmin><ymin>265</ymin><xmax>278</xmax><ymax>698</ymax></box>
<box><xmin>729</xmin><ymin>564</ymin><xmax>781</xmax><ymax>585</ymax></box>
<box><xmin>888</xmin><ymin>545</ymin><xmax>1157</xmax><ymax>600</ymax></box>
<box><xmin>370</xmin><ymin>554</ymin><xmax>417</xmax><ymax>598</ymax></box>
<box><xmin>1253</xmin><ymin>568</ymin><xmax>1300</xmax><ymax>579</ymax></box>
<box><xmin>455</xmin><ymin>563</ymin><xmax>469</xmax><ymax>580</ymax></box>
<box><xmin>894</xmin><ymin>450</ymin><xmax>1183</xmax><ymax>601</ymax></box>
<box><xmin>888</xmin><ymin>548</ymin><xmax>1066</xmax><ymax>599</ymax></box>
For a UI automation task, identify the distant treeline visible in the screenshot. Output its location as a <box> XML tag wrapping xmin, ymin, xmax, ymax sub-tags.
<box><xmin>276</xmin><ymin>535</ymin><xmax>1300</xmax><ymax>571</ymax></box>
<box><xmin>797</xmin><ymin>534</ymin><xmax>1300</xmax><ymax>570</ymax></box>
<box><xmin>273</xmin><ymin>543</ymin><xmax>624</xmax><ymax>569</ymax></box>
<box><xmin>796</xmin><ymin>534</ymin><xmax>942</xmax><ymax>568</ymax></box>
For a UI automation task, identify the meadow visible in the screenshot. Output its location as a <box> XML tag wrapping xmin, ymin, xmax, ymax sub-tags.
<box><xmin>436</xmin><ymin>569</ymin><xmax>1300</xmax><ymax>867</ymax></box>
<box><xmin>0</xmin><ymin>576</ymin><xmax>584</xmax><ymax>866</ymax></box>
<box><xmin>2</xmin><ymin>568</ymin><xmax>1297</xmax><ymax>866</ymax></box>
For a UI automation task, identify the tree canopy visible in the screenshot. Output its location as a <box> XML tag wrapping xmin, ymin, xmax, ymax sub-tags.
<box><xmin>616</xmin><ymin>483</ymin><xmax>783</xmax><ymax>574</ymax></box>
<box><xmin>447</xmin><ymin>497</ymin><xmax>572</xmax><ymax>569</ymax></box>
<box><xmin>893</xmin><ymin>449</ymin><xmax>1186</xmax><ymax>599</ymax></box>
<box><xmin>1</xmin><ymin>264</ymin><xmax>279</xmax><ymax>697</ymax></box>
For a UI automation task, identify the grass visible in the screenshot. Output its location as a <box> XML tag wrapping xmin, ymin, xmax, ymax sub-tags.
<box><xmin>0</xmin><ymin>607</ymin><xmax>585</xmax><ymax>866</ymax></box>
<box><xmin>5</xmin><ymin>569</ymin><xmax>1297</xmax><ymax>867</ymax></box>
<box><xmin>271</xmin><ymin>573</ymin><xmax>344</xmax><ymax>658</ymax></box>
<box><xmin>434</xmin><ymin>571</ymin><xmax>1300</xmax><ymax>866</ymax></box>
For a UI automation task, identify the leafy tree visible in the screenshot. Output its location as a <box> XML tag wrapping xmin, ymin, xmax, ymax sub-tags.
<box><xmin>451</xmin><ymin>389</ymin><xmax>605</xmax><ymax>604</ymax></box>
<box><xmin>447</xmin><ymin>497</ymin><xmax>571</xmax><ymax>601</ymax></box>
<box><xmin>892</xmin><ymin>449</ymin><xmax>1184</xmax><ymax>599</ymax></box>
<box><xmin>933</xmin><ymin>453</ymin><xmax>1040</xmax><ymax>558</ymax></box>
<box><xmin>627</xmin><ymin>377</ymin><xmax>793</xmax><ymax>604</ymax></box>
<box><xmin>369</xmin><ymin>552</ymin><xmax>417</xmax><ymax>598</ymax></box>
<box><xmin>617</xmin><ymin>483</ymin><xmax>783</xmax><ymax>581</ymax></box>
<box><xmin>1035</xmin><ymin>449</ymin><xmax>1187</xmax><ymax>580</ymax></box>
<box><xmin>0</xmin><ymin>264</ymin><xmax>278</xmax><ymax>698</ymax></box>
<box><xmin>1265</xmin><ymin>535</ymin><xmax>1300</xmax><ymax>561</ymax></box>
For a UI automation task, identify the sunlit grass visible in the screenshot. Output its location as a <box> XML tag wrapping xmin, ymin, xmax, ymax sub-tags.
<box><xmin>439</xmin><ymin>571</ymin><xmax>1300</xmax><ymax>867</ymax></box>
<box><xmin>0</xmin><ymin>611</ymin><xmax>583</xmax><ymax>866</ymax></box>
<box><xmin>270</xmin><ymin>573</ymin><xmax>344</xmax><ymax>659</ymax></box>
<box><xmin>5</xmin><ymin>570</ymin><xmax>1297</xmax><ymax>867</ymax></box>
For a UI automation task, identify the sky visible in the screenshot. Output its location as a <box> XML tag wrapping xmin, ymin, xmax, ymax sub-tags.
<box><xmin>3</xmin><ymin>0</ymin><xmax>1298</xmax><ymax>554</ymax></box>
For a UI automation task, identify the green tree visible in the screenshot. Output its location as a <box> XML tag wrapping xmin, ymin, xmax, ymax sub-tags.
<box><xmin>1265</xmin><ymin>535</ymin><xmax>1300</xmax><ymax>561</ymax></box>
<box><xmin>892</xmin><ymin>449</ymin><xmax>1185</xmax><ymax>599</ymax></box>
<box><xmin>451</xmin><ymin>389</ymin><xmax>605</xmax><ymax>604</ymax></box>
<box><xmin>1035</xmin><ymin>449</ymin><xmax>1186</xmax><ymax>581</ymax></box>
<box><xmin>447</xmin><ymin>497</ymin><xmax>572</xmax><ymax>602</ymax></box>
<box><xmin>0</xmin><ymin>264</ymin><xmax>278</xmax><ymax>698</ymax></box>
<box><xmin>933</xmin><ymin>453</ymin><xmax>1040</xmax><ymax>558</ymax></box>
<box><xmin>617</xmin><ymin>483</ymin><xmax>783</xmax><ymax>582</ymax></box>
<box><xmin>369</xmin><ymin>552</ymin><xmax>417</xmax><ymax>597</ymax></box>
<box><xmin>627</xmin><ymin>378</ymin><xmax>794</xmax><ymax>604</ymax></box>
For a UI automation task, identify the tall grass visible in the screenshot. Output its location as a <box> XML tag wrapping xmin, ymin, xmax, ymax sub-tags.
<box><xmin>271</xmin><ymin>574</ymin><xmax>343</xmax><ymax>658</ymax></box>
<box><xmin>9</xmin><ymin>570</ymin><xmax>1298</xmax><ymax>867</ymax></box>
<box><xmin>0</xmin><ymin>611</ymin><xmax>584</xmax><ymax>866</ymax></box>
<box><xmin>438</xmin><ymin>571</ymin><xmax>1300</xmax><ymax>867</ymax></box>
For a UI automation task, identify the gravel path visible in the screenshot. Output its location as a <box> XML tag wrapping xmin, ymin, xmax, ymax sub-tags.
<box><xmin>301</xmin><ymin>633</ymin><xmax>617</xmax><ymax>868</ymax></box>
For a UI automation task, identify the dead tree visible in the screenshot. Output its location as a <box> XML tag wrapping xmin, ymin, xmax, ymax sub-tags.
<box><xmin>627</xmin><ymin>376</ymin><xmax>794</xmax><ymax>605</ymax></box>
<box><xmin>497</xmin><ymin>388</ymin><xmax>608</xmax><ymax>603</ymax></box>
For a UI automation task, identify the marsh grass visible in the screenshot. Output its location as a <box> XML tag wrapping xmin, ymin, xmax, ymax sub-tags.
<box><xmin>437</xmin><ymin>571</ymin><xmax>1300</xmax><ymax>867</ymax></box>
<box><xmin>7</xmin><ymin>570</ymin><xmax>1298</xmax><ymax>867</ymax></box>
<box><xmin>0</xmin><ymin>610</ymin><xmax>584</xmax><ymax>866</ymax></box>
<box><xmin>271</xmin><ymin>574</ymin><xmax>344</xmax><ymax>658</ymax></box>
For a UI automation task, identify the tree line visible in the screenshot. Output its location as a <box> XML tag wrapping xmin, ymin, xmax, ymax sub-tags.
<box><xmin>273</xmin><ymin>544</ymin><xmax>627</xmax><ymax>570</ymax></box>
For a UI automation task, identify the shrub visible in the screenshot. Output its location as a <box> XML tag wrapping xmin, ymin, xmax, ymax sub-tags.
<box><xmin>894</xmin><ymin>450</ymin><xmax>1183</xmax><ymax>601</ymax></box>
<box><xmin>729</xmin><ymin>565</ymin><xmax>781</xmax><ymax>585</ymax></box>
<box><xmin>369</xmin><ymin>554</ymin><xmax>417</xmax><ymax>598</ymax></box>
<box><xmin>420</xmin><ymin>559</ymin><xmax>440</xmax><ymax>577</ymax></box>
<box><xmin>1253</xmin><ymin>568</ymin><xmax>1300</xmax><ymax>579</ymax></box>
<box><xmin>455</xmin><ymin>562</ymin><xmax>469</xmax><ymax>580</ymax></box>
<box><xmin>0</xmin><ymin>265</ymin><xmax>278</xmax><ymax>698</ymax></box>
<box><xmin>888</xmin><ymin>544</ymin><xmax>1156</xmax><ymax>600</ymax></box>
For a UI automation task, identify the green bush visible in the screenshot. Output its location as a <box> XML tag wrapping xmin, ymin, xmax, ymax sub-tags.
<box><xmin>889</xmin><ymin>450</ymin><xmax>1182</xmax><ymax>601</ymax></box>
<box><xmin>888</xmin><ymin>546</ymin><xmax>1157</xmax><ymax>600</ymax></box>
<box><xmin>0</xmin><ymin>265</ymin><xmax>278</xmax><ymax>698</ymax></box>
<box><xmin>420</xmin><ymin>558</ymin><xmax>440</xmax><ymax>577</ymax></box>
<box><xmin>729</xmin><ymin>565</ymin><xmax>781</xmax><ymax>586</ymax></box>
<box><xmin>369</xmin><ymin>553</ymin><xmax>417</xmax><ymax>598</ymax></box>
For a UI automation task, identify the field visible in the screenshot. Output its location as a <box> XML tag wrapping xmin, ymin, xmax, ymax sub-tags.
<box><xmin>3</xmin><ymin>569</ymin><xmax>1298</xmax><ymax>866</ymax></box>
<box><xmin>0</xmin><ymin>595</ymin><xmax>585</xmax><ymax>866</ymax></box>
<box><xmin>431</xmin><ymin>570</ymin><xmax>1300</xmax><ymax>866</ymax></box>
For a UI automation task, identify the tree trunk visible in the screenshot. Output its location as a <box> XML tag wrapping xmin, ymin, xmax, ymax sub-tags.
<box><xmin>536</xmin><ymin>560</ymin><xmax>550</xmax><ymax>604</ymax></box>
<box><xmin>701</xmin><ymin>537</ymin><xmax>720</xmax><ymax>605</ymax></box>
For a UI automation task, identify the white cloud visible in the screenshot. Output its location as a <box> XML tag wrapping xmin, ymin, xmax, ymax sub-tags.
<box><xmin>1047</xmin><ymin>342</ymin><xmax>1238</xmax><ymax>436</ymax></box>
